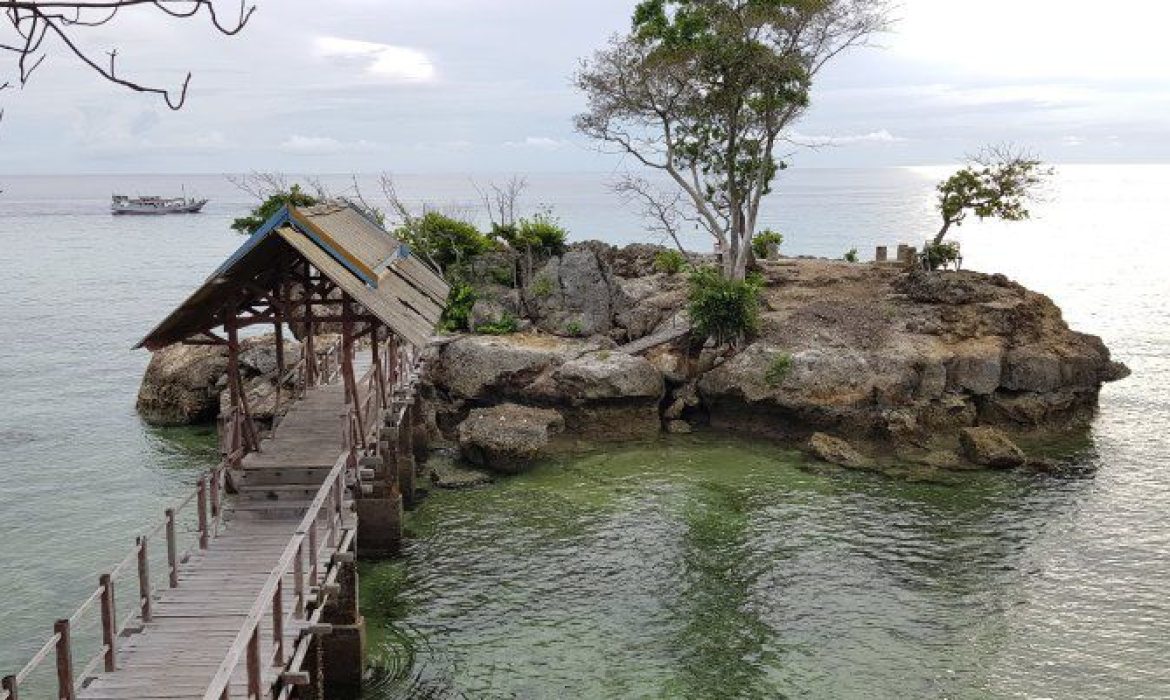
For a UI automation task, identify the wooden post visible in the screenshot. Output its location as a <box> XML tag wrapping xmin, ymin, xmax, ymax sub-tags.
<box><xmin>304</xmin><ymin>262</ymin><xmax>316</xmax><ymax>388</ymax></box>
<box><xmin>246</xmin><ymin>627</ymin><xmax>261</xmax><ymax>698</ymax></box>
<box><xmin>309</xmin><ymin>521</ymin><xmax>319</xmax><ymax>586</ymax></box>
<box><xmin>98</xmin><ymin>574</ymin><xmax>116</xmax><ymax>672</ymax></box>
<box><xmin>272</xmin><ymin>579</ymin><xmax>285</xmax><ymax>664</ymax></box>
<box><xmin>210</xmin><ymin>467</ymin><xmax>221</xmax><ymax>519</ymax></box>
<box><xmin>294</xmin><ymin>540</ymin><xmax>305</xmax><ymax>617</ymax></box>
<box><xmin>136</xmin><ymin>536</ymin><xmax>152</xmax><ymax>622</ymax></box>
<box><xmin>54</xmin><ymin>619</ymin><xmax>75</xmax><ymax>700</ymax></box>
<box><xmin>165</xmin><ymin>508</ymin><xmax>178</xmax><ymax>588</ymax></box>
<box><xmin>197</xmin><ymin>477</ymin><xmax>209</xmax><ymax>550</ymax></box>
<box><xmin>1</xmin><ymin>675</ymin><xmax>17</xmax><ymax>700</ymax></box>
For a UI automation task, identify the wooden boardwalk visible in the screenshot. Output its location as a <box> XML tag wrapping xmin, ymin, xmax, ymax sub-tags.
<box><xmin>77</xmin><ymin>379</ymin><xmax>360</xmax><ymax>700</ymax></box>
<box><xmin>77</xmin><ymin>375</ymin><xmax>362</xmax><ymax>700</ymax></box>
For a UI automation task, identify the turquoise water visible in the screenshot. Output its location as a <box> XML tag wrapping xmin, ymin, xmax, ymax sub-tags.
<box><xmin>0</xmin><ymin>168</ymin><xmax>1166</xmax><ymax>697</ymax></box>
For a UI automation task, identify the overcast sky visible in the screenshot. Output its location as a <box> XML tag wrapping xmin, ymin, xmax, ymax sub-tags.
<box><xmin>1</xmin><ymin>0</ymin><xmax>1167</xmax><ymax>173</ymax></box>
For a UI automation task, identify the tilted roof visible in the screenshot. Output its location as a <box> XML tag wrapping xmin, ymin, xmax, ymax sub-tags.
<box><xmin>137</xmin><ymin>201</ymin><xmax>449</xmax><ymax>350</ymax></box>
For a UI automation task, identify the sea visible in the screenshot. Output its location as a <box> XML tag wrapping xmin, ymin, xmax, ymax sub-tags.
<box><xmin>0</xmin><ymin>167</ymin><xmax>1166</xmax><ymax>698</ymax></box>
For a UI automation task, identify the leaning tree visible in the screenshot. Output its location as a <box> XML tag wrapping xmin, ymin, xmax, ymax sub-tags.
<box><xmin>934</xmin><ymin>145</ymin><xmax>1052</xmax><ymax>246</ymax></box>
<box><xmin>575</xmin><ymin>0</ymin><xmax>888</xmax><ymax>281</ymax></box>
<box><xmin>1</xmin><ymin>0</ymin><xmax>255</xmax><ymax>120</ymax></box>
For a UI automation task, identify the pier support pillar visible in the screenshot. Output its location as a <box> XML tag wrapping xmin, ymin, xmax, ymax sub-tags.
<box><xmin>355</xmin><ymin>495</ymin><xmax>402</xmax><ymax>558</ymax></box>
<box><xmin>320</xmin><ymin>560</ymin><xmax>365</xmax><ymax>697</ymax></box>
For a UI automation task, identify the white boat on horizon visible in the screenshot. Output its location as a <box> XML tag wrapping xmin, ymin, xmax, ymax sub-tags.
<box><xmin>111</xmin><ymin>194</ymin><xmax>209</xmax><ymax>215</ymax></box>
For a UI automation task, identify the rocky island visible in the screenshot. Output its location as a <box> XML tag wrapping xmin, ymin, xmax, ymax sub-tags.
<box><xmin>138</xmin><ymin>242</ymin><xmax>1129</xmax><ymax>480</ymax></box>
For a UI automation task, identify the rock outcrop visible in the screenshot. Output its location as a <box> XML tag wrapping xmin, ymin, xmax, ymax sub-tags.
<box><xmin>806</xmin><ymin>433</ymin><xmax>876</xmax><ymax>470</ymax></box>
<box><xmin>457</xmin><ymin>403</ymin><xmax>565</xmax><ymax>473</ymax></box>
<box><xmin>137</xmin><ymin>334</ymin><xmax>303</xmax><ymax>427</ymax></box>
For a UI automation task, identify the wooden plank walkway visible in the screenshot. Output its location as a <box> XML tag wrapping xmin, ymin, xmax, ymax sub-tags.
<box><xmin>76</xmin><ymin>367</ymin><xmax>365</xmax><ymax>700</ymax></box>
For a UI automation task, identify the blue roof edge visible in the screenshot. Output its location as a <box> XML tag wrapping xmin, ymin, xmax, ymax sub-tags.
<box><xmin>207</xmin><ymin>205</ymin><xmax>291</xmax><ymax>280</ymax></box>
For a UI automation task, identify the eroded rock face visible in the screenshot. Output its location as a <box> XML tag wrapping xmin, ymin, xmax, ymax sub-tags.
<box><xmin>457</xmin><ymin>403</ymin><xmax>565</xmax><ymax>473</ymax></box>
<box><xmin>959</xmin><ymin>426</ymin><xmax>1026</xmax><ymax>468</ymax></box>
<box><xmin>431</xmin><ymin>334</ymin><xmax>594</xmax><ymax>400</ymax></box>
<box><xmin>539</xmin><ymin>351</ymin><xmax>663</xmax><ymax>402</ymax></box>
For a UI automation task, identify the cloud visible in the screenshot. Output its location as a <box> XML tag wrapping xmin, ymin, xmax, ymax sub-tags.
<box><xmin>789</xmin><ymin>129</ymin><xmax>906</xmax><ymax>146</ymax></box>
<box><xmin>314</xmin><ymin>36</ymin><xmax>436</xmax><ymax>83</ymax></box>
<box><xmin>279</xmin><ymin>134</ymin><xmax>378</xmax><ymax>156</ymax></box>
<box><xmin>502</xmin><ymin>136</ymin><xmax>567</xmax><ymax>150</ymax></box>
<box><xmin>1062</xmin><ymin>135</ymin><xmax>1085</xmax><ymax>148</ymax></box>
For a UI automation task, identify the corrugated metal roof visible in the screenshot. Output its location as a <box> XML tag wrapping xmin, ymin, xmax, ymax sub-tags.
<box><xmin>137</xmin><ymin>201</ymin><xmax>449</xmax><ymax>350</ymax></box>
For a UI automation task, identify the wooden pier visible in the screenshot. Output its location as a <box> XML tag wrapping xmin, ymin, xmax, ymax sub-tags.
<box><xmin>1</xmin><ymin>202</ymin><xmax>448</xmax><ymax>700</ymax></box>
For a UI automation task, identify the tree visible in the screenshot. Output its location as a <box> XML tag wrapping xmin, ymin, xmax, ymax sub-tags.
<box><xmin>228</xmin><ymin>174</ymin><xmax>320</xmax><ymax>234</ymax></box>
<box><xmin>1</xmin><ymin>0</ymin><xmax>254</xmax><ymax>121</ymax></box>
<box><xmin>934</xmin><ymin>145</ymin><xmax>1052</xmax><ymax>246</ymax></box>
<box><xmin>575</xmin><ymin>0</ymin><xmax>887</xmax><ymax>281</ymax></box>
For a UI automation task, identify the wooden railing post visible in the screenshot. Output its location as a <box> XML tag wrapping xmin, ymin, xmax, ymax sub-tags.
<box><xmin>294</xmin><ymin>541</ymin><xmax>305</xmax><ymax>617</ymax></box>
<box><xmin>308</xmin><ymin>521</ymin><xmax>319</xmax><ymax>586</ymax></box>
<box><xmin>1</xmin><ymin>674</ymin><xmax>17</xmax><ymax>700</ymax></box>
<box><xmin>246</xmin><ymin>627</ymin><xmax>262</xmax><ymax>698</ymax></box>
<box><xmin>272</xmin><ymin>579</ymin><xmax>285</xmax><ymax>665</ymax></box>
<box><xmin>165</xmin><ymin>508</ymin><xmax>178</xmax><ymax>588</ymax></box>
<box><xmin>210</xmin><ymin>466</ymin><xmax>221</xmax><ymax>519</ymax></box>
<box><xmin>98</xmin><ymin>574</ymin><xmax>116</xmax><ymax>672</ymax></box>
<box><xmin>197</xmin><ymin>476</ymin><xmax>209</xmax><ymax>550</ymax></box>
<box><xmin>54</xmin><ymin>619</ymin><xmax>75</xmax><ymax>700</ymax></box>
<box><xmin>136</xmin><ymin>536</ymin><xmax>152</xmax><ymax>622</ymax></box>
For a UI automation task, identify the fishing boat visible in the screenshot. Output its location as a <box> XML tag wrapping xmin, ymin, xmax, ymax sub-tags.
<box><xmin>111</xmin><ymin>194</ymin><xmax>208</xmax><ymax>215</ymax></box>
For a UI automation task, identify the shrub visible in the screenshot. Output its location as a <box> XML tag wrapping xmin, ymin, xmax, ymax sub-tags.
<box><xmin>531</xmin><ymin>275</ymin><xmax>555</xmax><ymax>298</ymax></box>
<box><xmin>439</xmin><ymin>280</ymin><xmax>476</xmax><ymax>333</ymax></box>
<box><xmin>765</xmin><ymin>353</ymin><xmax>792</xmax><ymax>387</ymax></box>
<box><xmin>923</xmin><ymin>242</ymin><xmax>961</xmax><ymax>271</ymax></box>
<box><xmin>498</xmin><ymin>213</ymin><xmax>568</xmax><ymax>258</ymax></box>
<box><xmin>654</xmin><ymin>249</ymin><xmax>687</xmax><ymax>274</ymax></box>
<box><xmin>395</xmin><ymin>212</ymin><xmax>492</xmax><ymax>272</ymax></box>
<box><xmin>488</xmin><ymin>265</ymin><xmax>516</xmax><ymax>286</ymax></box>
<box><xmin>686</xmin><ymin>266</ymin><xmax>762</xmax><ymax>346</ymax></box>
<box><xmin>231</xmin><ymin>183</ymin><xmax>319</xmax><ymax>234</ymax></box>
<box><xmin>843</xmin><ymin>248</ymin><xmax>859</xmax><ymax>263</ymax></box>
<box><xmin>752</xmin><ymin>229</ymin><xmax>784</xmax><ymax>259</ymax></box>
<box><xmin>565</xmin><ymin>320</ymin><xmax>583</xmax><ymax>337</ymax></box>
<box><xmin>475</xmin><ymin>313</ymin><xmax>519</xmax><ymax>336</ymax></box>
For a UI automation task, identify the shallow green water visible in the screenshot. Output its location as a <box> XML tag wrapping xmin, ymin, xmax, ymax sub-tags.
<box><xmin>359</xmin><ymin>433</ymin><xmax>1167</xmax><ymax>699</ymax></box>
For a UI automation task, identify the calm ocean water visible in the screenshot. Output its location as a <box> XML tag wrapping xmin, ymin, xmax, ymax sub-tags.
<box><xmin>0</xmin><ymin>167</ymin><xmax>1166</xmax><ymax>697</ymax></box>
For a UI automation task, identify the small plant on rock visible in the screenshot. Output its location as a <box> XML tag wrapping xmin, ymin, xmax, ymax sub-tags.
<box><xmin>654</xmin><ymin>249</ymin><xmax>687</xmax><ymax>274</ymax></box>
<box><xmin>687</xmin><ymin>265</ymin><xmax>762</xmax><ymax>347</ymax></box>
<box><xmin>475</xmin><ymin>313</ymin><xmax>520</xmax><ymax>336</ymax></box>
<box><xmin>765</xmin><ymin>353</ymin><xmax>793</xmax><ymax>387</ymax></box>
<box><xmin>752</xmin><ymin>230</ymin><xmax>784</xmax><ymax>259</ymax></box>
<box><xmin>531</xmin><ymin>275</ymin><xmax>555</xmax><ymax>298</ymax></box>
<box><xmin>923</xmin><ymin>242</ymin><xmax>961</xmax><ymax>271</ymax></box>
<box><xmin>843</xmin><ymin>248</ymin><xmax>859</xmax><ymax>263</ymax></box>
<box><xmin>440</xmin><ymin>280</ymin><xmax>477</xmax><ymax>333</ymax></box>
<box><xmin>565</xmin><ymin>320</ymin><xmax>583</xmax><ymax>337</ymax></box>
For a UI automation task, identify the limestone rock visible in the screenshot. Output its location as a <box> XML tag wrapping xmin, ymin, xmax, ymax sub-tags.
<box><xmin>806</xmin><ymin>433</ymin><xmax>875</xmax><ymax>470</ymax></box>
<box><xmin>457</xmin><ymin>404</ymin><xmax>565</xmax><ymax>473</ymax></box>
<box><xmin>959</xmin><ymin>426</ymin><xmax>1026</xmax><ymax>468</ymax></box>
<box><xmin>665</xmin><ymin>420</ymin><xmax>693</xmax><ymax>434</ymax></box>
<box><xmin>543</xmin><ymin>351</ymin><xmax>664</xmax><ymax>402</ymax></box>
<box><xmin>431</xmin><ymin>334</ymin><xmax>591</xmax><ymax>400</ymax></box>
<box><xmin>137</xmin><ymin>344</ymin><xmax>228</xmax><ymax>426</ymax></box>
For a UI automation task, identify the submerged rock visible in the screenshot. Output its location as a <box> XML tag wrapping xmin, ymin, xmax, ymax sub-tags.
<box><xmin>457</xmin><ymin>403</ymin><xmax>565</xmax><ymax>473</ymax></box>
<box><xmin>806</xmin><ymin>433</ymin><xmax>876</xmax><ymax>471</ymax></box>
<box><xmin>137</xmin><ymin>343</ymin><xmax>228</xmax><ymax>426</ymax></box>
<box><xmin>959</xmin><ymin>427</ymin><xmax>1026</xmax><ymax>468</ymax></box>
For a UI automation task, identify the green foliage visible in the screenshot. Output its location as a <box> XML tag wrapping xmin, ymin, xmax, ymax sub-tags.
<box><xmin>531</xmin><ymin>275</ymin><xmax>555</xmax><ymax>298</ymax></box>
<box><xmin>751</xmin><ymin>229</ymin><xmax>783</xmax><ymax>259</ymax></box>
<box><xmin>935</xmin><ymin>146</ymin><xmax>1052</xmax><ymax>244</ymax></box>
<box><xmin>765</xmin><ymin>353</ymin><xmax>792</xmax><ymax>387</ymax></box>
<box><xmin>475</xmin><ymin>313</ymin><xmax>520</xmax><ymax>336</ymax></box>
<box><xmin>565</xmin><ymin>320</ymin><xmax>583</xmax><ymax>337</ymax></box>
<box><xmin>843</xmin><ymin>248</ymin><xmax>859</xmax><ymax>263</ymax></box>
<box><xmin>439</xmin><ymin>281</ymin><xmax>477</xmax><ymax>333</ymax></box>
<box><xmin>686</xmin><ymin>265</ymin><xmax>762</xmax><ymax>346</ymax></box>
<box><xmin>488</xmin><ymin>265</ymin><xmax>516</xmax><ymax>286</ymax></box>
<box><xmin>497</xmin><ymin>214</ymin><xmax>568</xmax><ymax>258</ymax></box>
<box><xmin>230</xmin><ymin>184</ymin><xmax>319</xmax><ymax>235</ymax></box>
<box><xmin>923</xmin><ymin>242</ymin><xmax>961</xmax><ymax>271</ymax></box>
<box><xmin>395</xmin><ymin>212</ymin><xmax>492</xmax><ymax>272</ymax></box>
<box><xmin>654</xmin><ymin>249</ymin><xmax>687</xmax><ymax>274</ymax></box>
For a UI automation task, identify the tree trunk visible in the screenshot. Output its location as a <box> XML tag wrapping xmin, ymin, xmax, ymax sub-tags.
<box><xmin>933</xmin><ymin>219</ymin><xmax>953</xmax><ymax>246</ymax></box>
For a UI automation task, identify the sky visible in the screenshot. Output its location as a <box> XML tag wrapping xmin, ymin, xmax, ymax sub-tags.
<box><xmin>1</xmin><ymin>0</ymin><xmax>1168</xmax><ymax>173</ymax></box>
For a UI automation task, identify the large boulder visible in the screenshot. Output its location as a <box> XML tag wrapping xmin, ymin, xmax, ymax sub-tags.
<box><xmin>958</xmin><ymin>426</ymin><xmax>1026</xmax><ymax>468</ymax></box>
<box><xmin>542</xmin><ymin>351</ymin><xmax>664</xmax><ymax>402</ymax></box>
<box><xmin>431</xmin><ymin>334</ymin><xmax>593</xmax><ymax>400</ymax></box>
<box><xmin>524</xmin><ymin>247</ymin><xmax>619</xmax><ymax>337</ymax></box>
<box><xmin>137</xmin><ymin>344</ymin><xmax>228</xmax><ymax>426</ymax></box>
<box><xmin>457</xmin><ymin>404</ymin><xmax>565</xmax><ymax>473</ymax></box>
